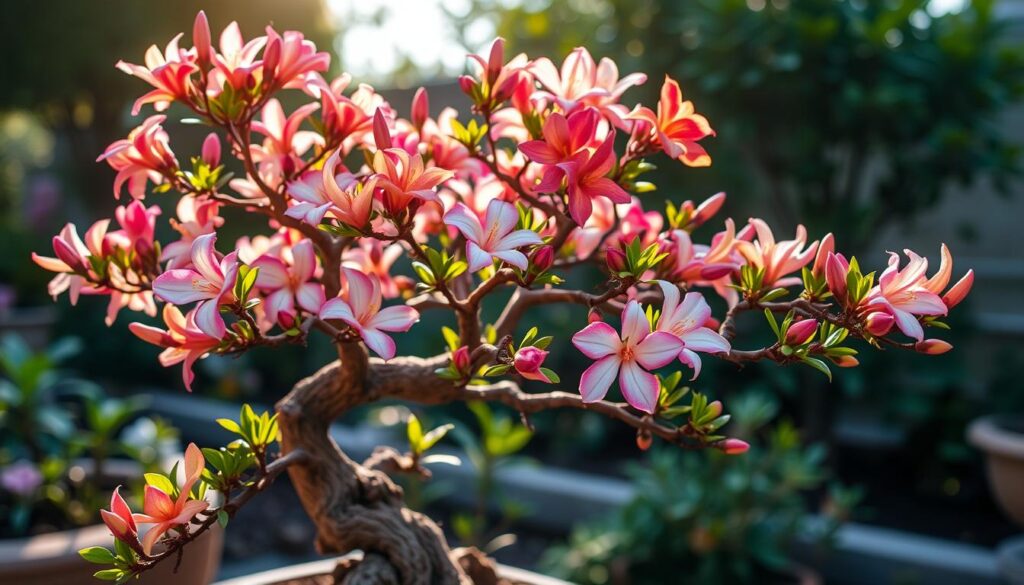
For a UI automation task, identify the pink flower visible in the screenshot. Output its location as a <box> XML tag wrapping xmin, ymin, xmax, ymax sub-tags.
<box><xmin>252</xmin><ymin>239</ymin><xmax>324</xmax><ymax>326</ymax></box>
<box><xmin>721</xmin><ymin>438</ymin><xmax>750</xmax><ymax>455</ymax></box>
<box><xmin>530</xmin><ymin>47</ymin><xmax>646</xmax><ymax>124</ymax></box>
<box><xmin>262</xmin><ymin>26</ymin><xmax>330</xmax><ymax>90</ymax></box>
<box><xmin>32</xmin><ymin>222</ymin><xmax>105</xmax><ymax>302</ymax></box>
<box><xmin>373</xmin><ymin>146</ymin><xmax>454</xmax><ymax>215</ymax></box>
<box><xmin>285</xmin><ymin>153</ymin><xmax>373</xmax><ymax>229</ymax></box>
<box><xmin>514</xmin><ymin>346</ymin><xmax>552</xmax><ymax>383</ymax></box>
<box><xmin>100</xmin><ymin>486</ymin><xmax>138</xmax><ymax>542</ymax></box>
<box><xmin>461</xmin><ymin>38</ymin><xmax>530</xmax><ymax>106</ymax></box>
<box><xmin>572</xmin><ymin>300</ymin><xmax>684</xmax><ymax>413</ymax></box>
<box><xmin>444</xmin><ymin>199</ymin><xmax>544</xmax><ymax>272</ymax></box>
<box><xmin>866</xmin><ymin>250</ymin><xmax>948</xmax><ymax>342</ymax></box>
<box><xmin>250</xmin><ymin>99</ymin><xmax>323</xmax><ymax>179</ymax></box>
<box><xmin>116</xmin><ymin>34</ymin><xmax>197</xmax><ymax>115</ymax></box>
<box><xmin>132</xmin><ymin>444</ymin><xmax>209</xmax><ymax>555</ymax></box>
<box><xmin>163</xmin><ymin>196</ymin><xmax>224</xmax><ymax>269</ymax></box>
<box><xmin>342</xmin><ymin>240</ymin><xmax>405</xmax><ymax>299</ymax></box>
<box><xmin>130</xmin><ymin>305</ymin><xmax>221</xmax><ymax>390</ymax></box>
<box><xmin>318</xmin><ymin>268</ymin><xmax>420</xmax><ymax>359</ymax></box>
<box><xmin>735</xmin><ymin>219</ymin><xmax>818</xmax><ymax>288</ymax></box>
<box><xmin>629</xmin><ymin>76</ymin><xmax>714</xmax><ymax>167</ymax></box>
<box><xmin>558</xmin><ymin>135</ymin><xmax>631</xmax><ymax>225</ymax></box>
<box><xmin>211</xmin><ymin>22</ymin><xmax>267</xmax><ymax>91</ymax></box>
<box><xmin>98</xmin><ymin>116</ymin><xmax>178</xmax><ymax>200</ymax></box>
<box><xmin>153</xmin><ymin>233</ymin><xmax>238</xmax><ymax>338</ymax></box>
<box><xmin>654</xmin><ymin>281</ymin><xmax>731</xmax><ymax>379</ymax></box>
<box><xmin>519</xmin><ymin>109</ymin><xmax>599</xmax><ymax>181</ymax></box>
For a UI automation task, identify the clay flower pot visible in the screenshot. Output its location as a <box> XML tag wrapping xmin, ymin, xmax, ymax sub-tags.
<box><xmin>968</xmin><ymin>414</ymin><xmax>1024</xmax><ymax>526</ymax></box>
<box><xmin>214</xmin><ymin>555</ymin><xmax>572</xmax><ymax>585</ymax></box>
<box><xmin>0</xmin><ymin>459</ymin><xmax>223</xmax><ymax>585</ymax></box>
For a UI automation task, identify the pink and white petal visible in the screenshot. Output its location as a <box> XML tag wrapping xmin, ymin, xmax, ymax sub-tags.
<box><xmin>193</xmin><ymin>300</ymin><xmax>226</xmax><ymax>339</ymax></box>
<box><xmin>895</xmin><ymin>290</ymin><xmax>948</xmax><ymax>316</ymax></box>
<box><xmin>618</xmin><ymin>361</ymin><xmax>659</xmax><ymax>414</ymax></box>
<box><xmin>443</xmin><ymin>202</ymin><xmax>484</xmax><ymax>243</ymax></box>
<box><xmin>657</xmin><ymin>281</ymin><xmax>680</xmax><ymax>321</ymax></box>
<box><xmin>678</xmin><ymin>348</ymin><xmax>703</xmax><ymax>380</ymax></box>
<box><xmin>190</xmin><ymin>234</ymin><xmax>222</xmax><ymax>283</ymax></box>
<box><xmin>251</xmin><ymin>256</ymin><xmax>291</xmax><ymax>289</ymax></box>
<box><xmin>341</xmin><ymin>267</ymin><xmax>375</xmax><ymax>319</ymax></box>
<box><xmin>153</xmin><ymin>269</ymin><xmax>211</xmax><ymax>305</ymax></box>
<box><xmin>495</xmin><ymin>229</ymin><xmax>544</xmax><ymax>250</ymax></box>
<box><xmin>579</xmin><ymin>355</ymin><xmax>620</xmax><ymax>403</ymax></box>
<box><xmin>360</xmin><ymin>327</ymin><xmax>397</xmax><ymax>360</ymax></box>
<box><xmin>465</xmin><ymin>241</ymin><xmax>494</xmax><ymax>273</ymax></box>
<box><xmin>634</xmin><ymin>331</ymin><xmax>685</xmax><ymax>370</ymax></box>
<box><xmin>619</xmin><ymin>300</ymin><xmax>649</xmax><ymax>343</ymax></box>
<box><xmin>491</xmin><ymin>249</ymin><xmax>529</xmax><ymax>271</ymax></box>
<box><xmin>572</xmin><ymin>322</ymin><xmax>622</xmax><ymax>359</ymax></box>
<box><xmin>368</xmin><ymin>305</ymin><xmax>420</xmax><ymax>332</ymax></box>
<box><xmin>264</xmin><ymin>289</ymin><xmax>293</xmax><ymax>324</ymax></box>
<box><xmin>296</xmin><ymin>283</ymin><xmax>325</xmax><ymax>314</ymax></box>
<box><xmin>319</xmin><ymin>298</ymin><xmax>356</xmax><ymax>323</ymax></box>
<box><xmin>892</xmin><ymin>308</ymin><xmax>925</xmax><ymax>341</ymax></box>
<box><xmin>679</xmin><ymin>328</ymin><xmax>731</xmax><ymax>354</ymax></box>
<box><xmin>290</xmin><ymin>239</ymin><xmax>317</xmax><ymax>282</ymax></box>
<box><xmin>141</xmin><ymin>523</ymin><xmax>171</xmax><ymax>556</ymax></box>
<box><xmin>484</xmin><ymin>199</ymin><xmax>519</xmax><ymax>240</ymax></box>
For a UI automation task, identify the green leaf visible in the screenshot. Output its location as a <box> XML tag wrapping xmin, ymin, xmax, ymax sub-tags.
<box><xmin>441</xmin><ymin>327</ymin><xmax>460</xmax><ymax>352</ymax></box>
<box><xmin>217</xmin><ymin>509</ymin><xmax>230</xmax><ymax>528</ymax></box>
<box><xmin>407</xmin><ymin>414</ymin><xmax>424</xmax><ymax>452</ymax></box>
<box><xmin>144</xmin><ymin>472</ymin><xmax>175</xmax><ymax>494</ymax></box>
<box><xmin>539</xmin><ymin>367</ymin><xmax>560</xmax><ymax>384</ymax></box>
<box><xmin>803</xmin><ymin>357</ymin><xmax>833</xmax><ymax>381</ymax></box>
<box><xmin>79</xmin><ymin>546</ymin><xmax>115</xmax><ymax>564</ymax></box>
<box><xmin>419</xmin><ymin>423</ymin><xmax>455</xmax><ymax>453</ymax></box>
<box><xmin>93</xmin><ymin>569</ymin><xmax>125</xmax><ymax>581</ymax></box>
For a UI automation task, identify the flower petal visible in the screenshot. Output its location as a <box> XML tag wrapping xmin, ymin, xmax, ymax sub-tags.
<box><xmin>634</xmin><ymin>331</ymin><xmax>684</xmax><ymax>370</ymax></box>
<box><xmin>572</xmin><ymin>321</ymin><xmax>622</xmax><ymax>359</ymax></box>
<box><xmin>619</xmin><ymin>361</ymin><xmax>659</xmax><ymax>414</ymax></box>
<box><xmin>579</xmin><ymin>355</ymin><xmax>619</xmax><ymax>403</ymax></box>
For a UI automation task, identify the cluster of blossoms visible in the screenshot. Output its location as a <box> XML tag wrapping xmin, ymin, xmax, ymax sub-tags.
<box><xmin>34</xmin><ymin>12</ymin><xmax>972</xmax><ymax>577</ymax></box>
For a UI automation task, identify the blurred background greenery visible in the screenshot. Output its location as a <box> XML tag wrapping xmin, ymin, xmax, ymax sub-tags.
<box><xmin>2</xmin><ymin>0</ymin><xmax>1023</xmax><ymax>582</ymax></box>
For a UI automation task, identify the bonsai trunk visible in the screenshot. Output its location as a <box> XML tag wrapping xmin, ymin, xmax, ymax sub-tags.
<box><xmin>275</xmin><ymin>342</ymin><xmax>500</xmax><ymax>585</ymax></box>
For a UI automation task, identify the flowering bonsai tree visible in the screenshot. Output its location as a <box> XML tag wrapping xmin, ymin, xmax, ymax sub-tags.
<box><xmin>33</xmin><ymin>12</ymin><xmax>973</xmax><ymax>584</ymax></box>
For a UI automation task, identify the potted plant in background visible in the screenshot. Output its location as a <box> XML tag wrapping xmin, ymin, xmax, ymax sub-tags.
<box><xmin>29</xmin><ymin>11</ymin><xmax>973</xmax><ymax>583</ymax></box>
<box><xmin>545</xmin><ymin>390</ymin><xmax>861</xmax><ymax>585</ymax></box>
<box><xmin>0</xmin><ymin>333</ymin><xmax>223</xmax><ymax>584</ymax></box>
<box><xmin>968</xmin><ymin>414</ymin><xmax>1024</xmax><ymax>581</ymax></box>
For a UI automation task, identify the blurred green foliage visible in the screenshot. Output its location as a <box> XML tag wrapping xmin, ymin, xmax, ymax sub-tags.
<box><xmin>543</xmin><ymin>392</ymin><xmax>861</xmax><ymax>584</ymax></box>
<box><xmin>460</xmin><ymin>0</ymin><xmax>1024</xmax><ymax>250</ymax></box>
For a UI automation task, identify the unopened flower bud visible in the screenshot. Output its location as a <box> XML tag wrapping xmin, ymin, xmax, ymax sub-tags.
<box><xmin>193</xmin><ymin>11</ymin><xmax>212</xmax><ymax>66</ymax></box>
<box><xmin>52</xmin><ymin>237</ymin><xmax>86</xmax><ymax>273</ymax></box>
<box><xmin>588</xmin><ymin>310</ymin><xmax>603</xmax><ymax>324</ymax></box>
<box><xmin>201</xmin><ymin>133</ymin><xmax>221</xmax><ymax>167</ymax></box>
<box><xmin>411</xmin><ymin>87</ymin><xmax>429</xmax><ymax>129</ymax></box>
<box><xmin>514</xmin><ymin>346</ymin><xmax>552</xmax><ymax>382</ymax></box>
<box><xmin>486</xmin><ymin>38</ymin><xmax>505</xmax><ymax>86</ymax></box>
<box><xmin>458</xmin><ymin>75</ymin><xmax>477</xmax><ymax>96</ymax></box>
<box><xmin>915</xmin><ymin>339</ymin><xmax>953</xmax><ymax>355</ymax></box>
<box><xmin>262</xmin><ymin>38</ymin><xmax>281</xmax><ymax>84</ymax></box>
<box><xmin>277</xmin><ymin>311</ymin><xmax>296</xmax><ymax>330</ymax></box>
<box><xmin>721</xmin><ymin>438</ymin><xmax>750</xmax><ymax>455</ymax></box>
<box><xmin>530</xmin><ymin>245</ymin><xmax>554</xmax><ymax>274</ymax></box>
<box><xmin>813</xmin><ymin>233</ymin><xmax>835</xmax><ymax>277</ymax></box>
<box><xmin>452</xmin><ymin>346</ymin><xmax>471</xmax><ymax>372</ymax></box>
<box><xmin>832</xmin><ymin>355</ymin><xmax>859</xmax><ymax>368</ymax></box>
<box><xmin>606</xmin><ymin>246</ymin><xmax>628</xmax><ymax>273</ymax></box>
<box><xmin>372</xmin><ymin>108</ymin><xmax>392</xmax><ymax>150</ymax></box>
<box><xmin>825</xmin><ymin>253</ymin><xmax>850</xmax><ymax>306</ymax></box>
<box><xmin>636</xmin><ymin>429</ymin><xmax>653</xmax><ymax>451</ymax></box>
<box><xmin>863</xmin><ymin>311</ymin><xmax>895</xmax><ymax>336</ymax></box>
<box><xmin>690</xmin><ymin>192</ymin><xmax>726</xmax><ymax>229</ymax></box>
<box><xmin>784</xmin><ymin>319</ymin><xmax>818</xmax><ymax>346</ymax></box>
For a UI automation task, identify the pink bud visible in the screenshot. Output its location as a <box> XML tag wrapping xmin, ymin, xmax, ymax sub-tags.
<box><xmin>262</xmin><ymin>38</ymin><xmax>281</xmax><ymax>84</ymax></box>
<box><xmin>691</xmin><ymin>192</ymin><xmax>726</xmax><ymax>228</ymax></box>
<box><xmin>452</xmin><ymin>346</ymin><xmax>471</xmax><ymax>372</ymax></box>
<box><xmin>458</xmin><ymin>75</ymin><xmax>477</xmax><ymax>96</ymax></box>
<box><xmin>52</xmin><ymin>237</ymin><xmax>86</xmax><ymax>273</ymax></box>
<box><xmin>411</xmin><ymin>87</ymin><xmax>429</xmax><ymax>129</ymax></box>
<box><xmin>606</xmin><ymin>246</ymin><xmax>628</xmax><ymax>273</ymax></box>
<box><xmin>493</xmin><ymin>73</ymin><xmax>520</xmax><ymax>104</ymax></box>
<box><xmin>784</xmin><ymin>319</ymin><xmax>818</xmax><ymax>346</ymax></box>
<box><xmin>277</xmin><ymin>311</ymin><xmax>296</xmax><ymax>330</ymax></box>
<box><xmin>193</xmin><ymin>11</ymin><xmax>212</xmax><ymax>65</ymax></box>
<box><xmin>915</xmin><ymin>339</ymin><xmax>953</xmax><ymax>355</ymax></box>
<box><xmin>636</xmin><ymin>430</ymin><xmax>653</xmax><ymax>451</ymax></box>
<box><xmin>813</xmin><ymin>233</ymin><xmax>835</xmax><ymax>277</ymax></box>
<box><xmin>863</xmin><ymin>311</ymin><xmax>894</xmax><ymax>336</ymax></box>
<box><xmin>201</xmin><ymin>133</ymin><xmax>221</xmax><ymax>167</ymax></box>
<box><xmin>721</xmin><ymin>438</ymin><xmax>750</xmax><ymax>455</ymax></box>
<box><xmin>530</xmin><ymin>245</ymin><xmax>555</xmax><ymax>274</ymax></box>
<box><xmin>372</xmin><ymin>108</ymin><xmax>392</xmax><ymax>150</ymax></box>
<box><xmin>699</xmin><ymin>264</ymin><xmax>734</xmax><ymax>280</ymax></box>
<box><xmin>942</xmin><ymin>269</ymin><xmax>973</xmax><ymax>310</ymax></box>
<box><xmin>825</xmin><ymin>253</ymin><xmax>849</xmax><ymax>306</ymax></box>
<box><xmin>514</xmin><ymin>346</ymin><xmax>547</xmax><ymax>373</ymax></box>
<box><xmin>588</xmin><ymin>310</ymin><xmax>603</xmax><ymax>324</ymax></box>
<box><xmin>487</xmin><ymin>38</ymin><xmax>505</xmax><ymax>85</ymax></box>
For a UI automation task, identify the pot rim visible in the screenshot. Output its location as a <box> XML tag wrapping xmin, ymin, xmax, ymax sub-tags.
<box><xmin>968</xmin><ymin>414</ymin><xmax>1024</xmax><ymax>460</ymax></box>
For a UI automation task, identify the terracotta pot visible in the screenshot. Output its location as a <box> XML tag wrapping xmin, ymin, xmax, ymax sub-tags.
<box><xmin>214</xmin><ymin>555</ymin><xmax>572</xmax><ymax>585</ymax></box>
<box><xmin>0</xmin><ymin>459</ymin><xmax>224</xmax><ymax>585</ymax></box>
<box><xmin>968</xmin><ymin>414</ymin><xmax>1024</xmax><ymax>526</ymax></box>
